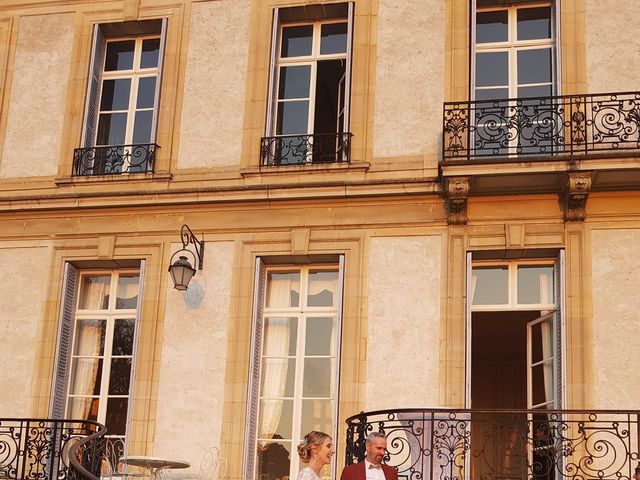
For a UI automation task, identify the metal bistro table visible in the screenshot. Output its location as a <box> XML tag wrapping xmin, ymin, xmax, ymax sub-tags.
<box><xmin>120</xmin><ymin>456</ymin><xmax>190</xmax><ymax>480</ymax></box>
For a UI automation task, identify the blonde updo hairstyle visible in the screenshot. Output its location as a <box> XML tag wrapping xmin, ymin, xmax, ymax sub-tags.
<box><xmin>297</xmin><ymin>431</ymin><xmax>331</xmax><ymax>464</ymax></box>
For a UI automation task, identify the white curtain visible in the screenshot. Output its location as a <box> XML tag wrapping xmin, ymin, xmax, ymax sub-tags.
<box><xmin>259</xmin><ymin>278</ymin><xmax>292</xmax><ymax>443</ymax></box>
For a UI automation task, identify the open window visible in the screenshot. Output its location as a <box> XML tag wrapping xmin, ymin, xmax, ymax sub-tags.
<box><xmin>73</xmin><ymin>20</ymin><xmax>167</xmax><ymax>176</ymax></box>
<box><xmin>261</xmin><ymin>3</ymin><xmax>353</xmax><ymax>166</ymax></box>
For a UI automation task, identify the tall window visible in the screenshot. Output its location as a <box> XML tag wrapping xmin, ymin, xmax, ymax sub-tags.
<box><xmin>51</xmin><ymin>264</ymin><xmax>144</xmax><ymax>443</ymax></box>
<box><xmin>473</xmin><ymin>2</ymin><xmax>557</xmax><ymax>154</ymax></box>
<box><xmin>74</xmin><ymin>20</ymin><xmax>166</xmax><ymax>176</ymax></box>
<box><xmin>245</xmin><ymin>261</ymin><xmax>344</xmax><ymax>480</ymax></box>
<box><xmin>262</xmin><ymin>4</ymin><xmax>353</xmax><ymax>166</ymax></box>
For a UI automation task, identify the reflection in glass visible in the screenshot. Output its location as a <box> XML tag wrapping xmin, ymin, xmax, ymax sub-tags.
<box><xmin>256</xmin><ymin>441</ymin><xmax>291</xmax><ymax>480</ymax></box>
<box><xmin>320</xmin><ymin>23</ymin><xmax>348</xmax><ymax>54</ymax></box>
<box><xmin>79</xmin><ymin>276</ymin><xmax>111</xmax><ymax>309</ymax></box>
<box><xmin>281</xmin><ymin>25</ymin><xmax>313</xmax><ymax>57</ymax></box>
<box><xmin>140</xmin><ymin>38</ymin><xmax>160</xmax><ymax>68</ymax></box>
<box><xmin>531</xmin><ymin>363</ymin><xmax>552</xmax><ymax>407</ymax></box>
<box><xmin>69</xmin><ymin>358</ymin><xmax>103</xmax><ymax>395</ymax></box>
<box><xmin>517</xmin><ymin>49</ymin><xmax>552</xmax><ymax>85</ymax></box>
<box><xmin>109</xmin><ymin>358</ymin><xmax>132</xmax><ymax>395</ymax></box>
<box><xmin>305</xmin><ymin>317</ymin><xmax>335</xmax><ymax>356</ymax></box>
<box><xmin>301</xmin><ymin>399</ymin><xmax>333</xmax><ymax>436</ymax></box>
<box><xmin>277</xmin><ymin>103</ymin><xmax>309</xmax><ymax>135</ymax></box>
<box><xmin>307</xmin><ymin>271</ymin><xmax>338</xmax><ymax>306</ymax></box>
<box><xmin>258</xmin><ymin>399</ymin><xmax>293</xmax><ymax>439</ymax></box>
<box><xmin>113</xmin><ymin>319</ymin><xmax>135</xmax><ymax>355</ymax></box>
<box><xmin>518</xmin><ymin>266</ymin><xmax>554</xmax><ymax>304</ymax></box>
<box><xmin>531</xmin><ymin>321</ymin><xmax>543</xmax><ymax>364</ymax></box>
<box><xmin>97</xmin><ymin>113</ymin><xmax>127</xmax><ymax>146</ymax></box>
<box><xmin>105</xmin><ymin>398</ymin><xmax>128</xmax><ymax>436</ymax></box>
<box><xmin>73</xmin><ymin>319</ymin><xmax>106</xmax><ymax>356</ymax></box>
<box><xmin>136</xmin><ymin>77</ymin><xmax>156</xmax><ymax>109</ymax></box>
<box><xmin>116</xmin><ymin>275</ymin><xmax>139</xmax><ymax>309</ymax></box>
<box><xmin>263</xmin><ymin>317</ymin><xmax>297</xmax><ymax>356</ymax></box>
<box><xmin>100</xmin><ymin>79</ymin><xmax>131</xmax><ymax>111</ymax></box>
<box><xmin>278</xmin><ymin>66</ymin><xmax>311</xmax><ymax>99</ymax></box>
<box><xmin>518</xmin><ymin>85</ymin><xmax>553</xmax><ymax>99</ymax></box>
<box><xmin>472</xmin><ymin>267</ymin><xmax>508</xmax><ymax>305</ymax></box>
<box><xmin>133</xmin><ymin>111</ymin><xmax>153</xmax><ymax>144</ymax></box>
<box><xmin>475</xmin><ymin>88</ymin><xmax>509</xmax><ymax>101</ymax></box>
<box><xmin>266</xmin><ymin>272</ymin><xmax>300</xmax><ymax>307</ymax></box>
<box><xmin>303</xmin><ymin>358</ymin><xmax>332</xmax><ymax>397</ymax></box>
<box><xmin>105</xmin><ymin>41</ymin><xmax>135</xmax><ymax>71</ymax></box>
<box><xmin>517</xmin><ymin>7</ymin><xmax>551</xmax><ymax>41</ymax></box>
<box><xmin>67</xmin><ymin>397</ymin><xmax>99</xmax><ymax>422</ymax></box>
<box><xmin>476</xmin><ymin>10</ymin><xmax>508</xmax><ymax>43</ymax></box>
<box><xmin>476</xmin><ymin>52</ymin><xmax>508</xmax><ymax>87</ymax></box>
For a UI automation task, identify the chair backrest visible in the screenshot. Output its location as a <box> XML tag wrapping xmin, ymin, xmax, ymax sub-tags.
<box><xmin>103</xmin><ymin>438</ymin><xmax>126</xmax><ymax>476</ymax></box>
<box><xmin>197</xmin><ymin>448</ymin><xmax>226</xmax><ymax>480</ymax></box>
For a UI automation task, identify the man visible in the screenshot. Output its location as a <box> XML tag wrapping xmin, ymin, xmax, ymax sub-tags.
<box><xmin>340</xmin><ymin>432</ymin><xmax>398</xmax><ymax>480</ymax></box>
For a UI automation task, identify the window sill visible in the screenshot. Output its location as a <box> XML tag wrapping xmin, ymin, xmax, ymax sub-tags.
<box><xmin>54</xmin><ymin>171</ymin><xmax>172</xmax><ymax>186</ymax></box>
<box><xmin>239</xmin><ymin>161</ymin><xmax>370</xmax><ymax>178</ymax></box>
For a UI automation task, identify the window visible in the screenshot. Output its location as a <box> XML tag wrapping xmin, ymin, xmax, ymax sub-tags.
<box><xmin>472</xmin><ymin>2</ymin><xmax>558</xmax><ymax>155</ymax></box>
<box><xmin>261</xmin><ymin>4</ymin><xmax>353</xmax><ymax>166</ymax></box>
<box><xmin>74</xmin><ymin>20</ymin><xmax>166</xmax><ymax>176</ymax></box>
<box><xmin>51</xmin><ymin>263</ymin><xmax>144</xmax><ymax>443</ymax></box>
<box><xmin>244</xmin><ymin>260</ymin><xmax>344</xmax><ymax>480</ymax></box>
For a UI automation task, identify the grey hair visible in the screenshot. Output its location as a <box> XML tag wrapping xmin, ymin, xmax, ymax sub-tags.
<box><xmin>365</xmin><ymin>432</ymin><xmax>386</xmax><ymax>444</ymax></box>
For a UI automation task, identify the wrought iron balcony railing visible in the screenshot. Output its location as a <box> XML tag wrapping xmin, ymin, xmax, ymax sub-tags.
<box><xmin>260</xmin><ymin>133</ymin><xmax>352</xmax><ymax>166</ymax></box>
<box><xmin>443</xmin><ymin>92</ymin><xmax>640</xmax><ymax>161</ymax></box>
<box><xmin>346</xmin><ymin>408</ymin><xmax>640</xmax><ymax>480</ymax></box>
<box><xmin>0</xmin><ymin>418</ymin><xmax>105</xmax><ymax>480</ymax></box>
<box><xmin>73</xmin><ymin>144</ymin><xmax>158</xmax><ymax>176</ymax></box>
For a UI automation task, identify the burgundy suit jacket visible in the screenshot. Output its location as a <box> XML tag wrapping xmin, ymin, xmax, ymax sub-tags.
<box><xmin>339</xmin><ymin>462</ymin><xmax>398</xmax><ymax>480</ymax></box>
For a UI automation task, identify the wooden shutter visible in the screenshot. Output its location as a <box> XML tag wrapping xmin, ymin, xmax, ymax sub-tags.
<box><xmin>554</xmin><ymin>250</ymin><xmax>566</xmax><ymax>408</ymax></box>
<box><xmin>149</xmin><ymin>19</ymin><xmax>167</xmax><ymax>144</ymax></box>
<box><xmin>330</xmin><ymin>255</ymin><xmax>345</xmax><ymax>478</ymax></box>
<box><xmin>465</xmin><ymin>251</ymin><xmax>473</xmax><ymax>408</ymax></box>
<box><xmin>265</xmin><ymin>9</ymin><xmax>280</xmax><ymax>137</ymax></box>
<box><xmin>342</xmin><ymin>3</ymin><xmax>354</xmax><ymax>134</ymax></box>
<box><xmin>81</xmin><ymin>25</ymin><xmax>105</xmax><ymax>148</ymax></box>
<box><xmin>242</xmin><ymin>258</ymin><xmax>266</xmax><ymax>480</ymax></box>
<box><xmin>49</xmin><ymin>263</ymin><xmax>79</xmax><ymax>419</ymax></box>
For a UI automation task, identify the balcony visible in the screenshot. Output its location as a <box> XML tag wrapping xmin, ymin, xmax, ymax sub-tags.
<box><xmin>345</xmin><ymin>408</ymin><xmax>640</xmax><ymax>480</ymax></box>
<box><xmin>0</xmin><ymin>418</ymin><xmax>105</xmax><ymax>480</ymax></box>
<box><xmin>73</xmin><ymin>144</ymin><xmax>158</xmax><ymax>176</ymax></box>
<box><xmin>260</xmin><ymin>133</ymin><xmax>352</xmax><ymax>166</ymax></box>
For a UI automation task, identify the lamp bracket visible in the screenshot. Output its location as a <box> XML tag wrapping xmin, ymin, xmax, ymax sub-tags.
<box><xmin>178</xmin><ymin>224</ymin><xmax>205</xmax><ymax>270</ymax></box>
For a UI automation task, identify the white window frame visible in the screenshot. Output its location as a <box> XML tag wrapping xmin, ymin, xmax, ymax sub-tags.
<box><xmin>243</xmin><ymin>258</ymin><xmax>345</xmax><ymax>480</ymax></box>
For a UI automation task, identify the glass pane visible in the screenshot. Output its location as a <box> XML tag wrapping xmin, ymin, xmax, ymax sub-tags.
<box><xmin>305</xmin><ymin>317</ymin><xmax>335</xmax><ymax>356</ymax></box>
<box><xmin>278</xmin><ymin>65</ymin><xmax>311</xmax><ymax>99</ymax></box>
<box><xmin>113</xmin><ymin>319</ymin><xmax>135</xmax><ymax>356</ymax></box>
<box><xmin>301</xmin><ymin>399</ymin><xmax>333</xmax><ymax>437</ymax></box>
<box><xmin>79</xmin><ymin>275</ymin><xmax>111</xmax><ymax>309</ymax></box>
<box><xmin>96</xmin><ymin>113</ymin><xmax>127</xmax><ymax>146</ymax></box>
<box><xmin>73</xmin><ymin>319</ymin><xmax>106</xmax><ymax>356</ymax></box>
<box><xmin>136</xmin><ymin>77</ymin><xmax>156</xmax><ymax>109</ymax></box>
<box><xmin>517</xmin><ymin>7</ymin><xmax>551</xmax><ymax>41</ymax></box>
<box><xmin>476</xmin><ymin>52</ymin><xmax>508</xmax><ymax>87</ymax></box>
<box><xmin>472</xmin><ymin>267</ymin><xmax>508</xmax><ymax>305</ymax></box>
<box><xmin>140</xmin><ymin>38</ymin><xmax>160</xmax><ymax>68</ymax></box>
<box><xmin>307</xmin><ymin>270</ymin><xmax>338</xmax><ymax>307</ymax></box>
<box><xmin>69</xmin><ymin>358</ymin><xmax>103</xmax><ymax>395</ymax></box>
<box><xmin>320</xmin><ymin>22</ymin><xmax>348</xmax><ymax>54</ymax></box>
<box><xmin>263</xmin><ymin>317</ymin><xmax>297</xmax><ymax>356</ymax></box>
<box><xmin>518</xmin><ymin>49</ymin><xmax>552</xmax><ymax>85</ymax></box>
<box><xmin>104</xmin><ymin>40</ymin><xmax>135</xmax><ymax>71</ymax></box>
<box><xmin>109</xmin><ymin>358</ymin><xmax>132</xmax><ymax>395</ymax></box>
<box><xmin>518</xmin><ymin>85</ymin><xmax>553</xmax><ymax>98</ymax></box>
<box><xmin>132</xmin><ymin>110</ymin><xmax>153</xmax><ymax>144</ymax></box>
<box><xmin>476</xmin><ymin>10</ymin><xmax>508</xmax><ymax>43</ymax></box>
<box><xmin>266</xmin><ymin>272</ymin><xmax>300</xmax><ymax>307</ymax></box>
<box><xmin>531</xmin><ymin>321</ymin><xmax>543</xmax><ymax>364</ymax></box>
<box><xmin>105</xmin><ymin>398</ymin><xmax>128</xmax><ymax>436</ymax></box>
<box><xmin>281</xmin><ymin>25</ymin><xmax>313</xmax><ymax>57</ymax></box>
<box><xmin>303</xmin><ymin>358</ymin><xmax>332</xmax><ymax>397</ymax></box>
<box><xmin>100</xmin><ymin>79</ymin><xmax>131</xmax><ymax>111</ymax></box>
<box><xmin>531</xmin><ymin>362</ymin><xmax>553</xmax><ymax>407</ymax></box>
<box><xmin>116</xmin><ymin>275</ymin><xmax>139</xmax><ymax>309</ymax></box>
<box><xmin>518</xmin><ymin>266</ymin><xmax>554</xmax><ymax>304</ymax></box>
<box><xmin>276</xmin><ymin>101</ymin><xmax>309</xmax><ymax>135</ymax></box>
<box><xmin>258</xmin><ymin>399</ymin><xmax>293</xmax><ymax>439</ymax></box>
<box><xmin>67</xmin><ymin>397</ymin><xmax>99</xmax><ymax>421</ymax></box>
<box><xmin>475</xmin><ymin>88</ymin><xmax>509</xmax><ymax>101</ymax></box>
<box><xmin>260</xmin><ymin>358</ymin><xmax>296</xmax><ymax>398</ymax></box>
<box><xmin>255</xmin><ymin>441</ymin><xmax>291</xmax><ymax>480</ymax></box>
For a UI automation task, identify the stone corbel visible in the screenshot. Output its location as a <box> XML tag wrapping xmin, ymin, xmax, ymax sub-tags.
<box><xmin>565</xmin><ymin>172</ymin><xmax>592</xmax><ymax>221</ymax></box>
<box><xmin>446</xmin><ymin>176</ymin><xmax>470</xmax><ymax>225</ymax></box>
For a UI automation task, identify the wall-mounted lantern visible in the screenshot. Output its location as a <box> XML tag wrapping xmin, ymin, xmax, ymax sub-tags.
<box><xmin>168</xmin><ymin>224</ymin><xmax>205</xmax><ymax>291</ymax></box>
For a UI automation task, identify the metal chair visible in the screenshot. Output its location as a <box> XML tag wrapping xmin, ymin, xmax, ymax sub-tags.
<box><xmin>197</xmin><ymin>448</ymin><xmax>227</xmax><ymax>480</ymax></box>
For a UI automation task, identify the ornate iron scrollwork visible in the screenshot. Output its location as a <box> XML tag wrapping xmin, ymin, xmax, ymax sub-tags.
<box><xmin>72</xmin><ymin>144</ymin><xmax>158</xmax><ymax>176</ymax></box>
<box><xmin>260</xmin><ymin>133</ymin><xmax>352</xmax><ymax>166</ymax></box>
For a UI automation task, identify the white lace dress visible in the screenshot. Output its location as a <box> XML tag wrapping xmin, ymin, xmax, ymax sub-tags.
<box><xmin>296</xmin><ymin>467</ymin><xmax>321</xmax><ymax>480</ymax></box>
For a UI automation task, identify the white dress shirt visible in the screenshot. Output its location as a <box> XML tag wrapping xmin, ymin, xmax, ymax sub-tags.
<box><xmin>364</xmin><ymin>459</ymin><xmax>386</xmax><ymax>480</ymax></box>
